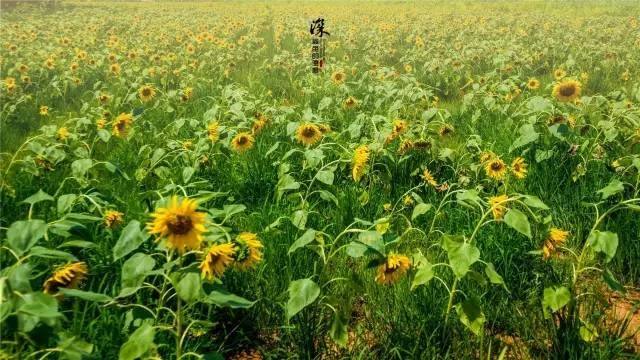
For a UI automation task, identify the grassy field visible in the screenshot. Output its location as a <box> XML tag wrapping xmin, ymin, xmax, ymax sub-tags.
<box><xmin>1</xmin><ymin>1</ymin><xmax>640</xmax><ymax>359</ymax></box>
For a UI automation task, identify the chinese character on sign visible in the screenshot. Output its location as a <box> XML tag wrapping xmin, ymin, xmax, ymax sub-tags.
<box><xmin>310</xmin><ymin>18</ymin><xmax>329</xmax><ymax>74</ymax></box>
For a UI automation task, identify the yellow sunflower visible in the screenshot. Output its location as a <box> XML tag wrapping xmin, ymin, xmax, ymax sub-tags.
<box><xmin>421</xmin><ymin>168</ymin><xmax>438</xmax><ymax>187</ymax></box>
<box><xmin>39</xmin><ymin>105</ymin><xmax>49</xmax><ymax>116</ymax></box>
<box><xmin>552</xmin><ymin>79</ymin><xmax>582</xmax><ymax>103</ymax></box>
<box><xmin>295</xmin><ymin>123</ymin><xmax>322</xmax><ymax>146</ymax></box>
<box><xmin>542</xmin><ymin>228</ymin><xmax>569</xmax><ymax>259</ymax></box>
<box><xmin>352</xmin><ymin>144</ymin><xmax>370</xmax><ymax>182</ymax></box>
<box><xmin>231</xmin><ymin>132</ymin><xmax>255</xmax><ymax>152</ymax></box>
<box><xmin>511</xmin><ymin>157</ymin><xmax>528</xmax><ymax>179</ymax></box>
<box><xmin>485</xmin><ymin>158</ymin><xmax>507</xmax><ymax>180</ymax></box>
<box><xmin>488</xmin><ymin>195</ymin><xmax>508</xmax><ymax>220</ymax></box>
<box><xmin>553</xmin><ymin>68</ymin><xmax>566</xmax><ymax>80</ymax></box>
<box><xmin>526</xmin><ymin>78</ymin><xmax>540</xmax><ymax>90</ymax></box>
<box><xmin>147</xmin><ymin>196</ymin><xmax>208</xmax><ymax>253</ymax></box>
<box><xmin>104</xmin><ymin>210</ymin><xmax>124</xmax><ymax>228</ymax></box>
<box><xmin>200</xmin><ymin>243</ymin><xmax>236</xmax><ymax>280</ymax></box>
<box><xmin>138</xmin><ymin>85</ymin><xmax>156</xmax><ymax>102</ymax></box>
<box><xmin>112</xmin><ymin>112</ymin><xmax>133</xmax><ymax>137</ymax></box>
<box><xmin>343</xmin><ymin>96</ymin><xmax>358</xmax><ymax>109</ymax></box>
<box><xmin>331</xmin><ymin>70</ymin><xmax>346</xmax><ymax>85</ymax></box>
<box><xmin>57</xmin><ymin>127</ymin><xmax>70</xmax><ymax>141</ymax></box>
<box><xmin>43</xmin><ymin>262</ymin><xmax>88</xmax><ymax>295</ymax></box>
<box><xmin>233</xmin><ymin>232</ymin><xmax>263</xmax><ymax>270</ymax></box>
<box><xmin>207</xmin><ymin>122</ymin><xmax>220</xmax><ymax>142</ymax></box>
<box><xmin>375</xmin><ymin>253</ymin><xmax>411</xmax><ymax>285</ymax></box>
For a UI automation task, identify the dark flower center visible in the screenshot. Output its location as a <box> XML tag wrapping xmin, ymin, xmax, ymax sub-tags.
<box><xmin>167</xmin><ymin>215</ymin><xmax>193</xmax><ymax>235</ymax></box>
<box><xmin>302</xmin><ymin>127</ymin><xmax>317</xmax><ymax>138</ymax></box>
<box><xmin>559</xmin><ymin>84</ymin><xmax>575</xmax><ymax>97</ymax></box>
<box><xmin>491</xmin><ymin>162</ymin><xmax>503</xmax><ymax>171</ymax></box>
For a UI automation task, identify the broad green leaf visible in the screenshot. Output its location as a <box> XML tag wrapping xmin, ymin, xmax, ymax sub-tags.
<box><xmin>316</xmin><ymin>170</ymin><xmax>334</xmax><ymax>185</ymax></box>
<box><xmin>291</xmin><ymin>209</ymin><xmax>307</xmax><ymax>230</ymax></box>
<box><xmin>71</xmin><ymin>158</ymin><xmax>94</xmax><ymax>178</ymax></box>
<box><xmin>286</xmin><ymin>278</ymin><xmax>320</xmax><ymax>319</ymax></box>
<box><xmin>542</xmin><ymin>286</ymin><xmax>571</xmax><ymax>317</ymax></box>
<box><xmin>456</xmin><ymin>297</ymin><xmax>485</xmax><ymax>336</ymax></box>
<box><xmin>118</xmin><ymin>322</ymin><xmax>155</xmax><ymax>360</ymax></box>
<box><xmin>113</xmin><ymin>221</ymin><xmax>147</xmax><ymax>261</ymax></box>
<box><xmin>59</xmin><ymin>289</ymin><xmax>112</xmax><ymax>302</ymax></box>
<box><xmin>329</xmin><ymin>311</ymin><xmax>348</xmax><ymax>347</ymax></box>
<box><xmin>122</xmin><ymin>253</ymin><xmax>156</xmax><ymax>289</ymax></box>
<box><xmin>411</xmin><ymin>203</ymin><xmax>433</xmax><ymax>220</ymax></box>
<box><xmin>289</xmin><ymin>229</ymin><xmax>317</xmax><ymax>255</ymax></box>
<box><xmin>503</xmin><ymin>209</ymin><xmax>531</xmax><ymax>238</ymax></box>
<box><xmin>57</xmin><ymin>194</ymin><xmax>77</xmax><ymax>214</ymax></box>
<box><xmin>484</xmin><ymin>263</ymin><xmax>507</xmax><ymax>291</ymax></box>
<box><xmin>21</xmin><ymin>189</ymin><xmax>54</xmax><ymax>205</ymax></box>
<box><xmin>596</xmin><ymin>179</ymin><xmax>624</xmax><ymax>200</ymax></box>
<box><xmin>442</xmin><ymin>235</ymin><xmax>480</xmax><ymax>279</ymax></box>
<box><xmin>587</xmin><ymin>231</ymin><xmax>618</xmax><ymax>263</ymax></box>
<box><xmin>356</xmin><ymin>231</ymin><xmax>384</xmax><ymax>255</ymax></box>
<box><xmin>521</xmin><ymin>195</ymin><xmax>549</xmax><ymax>210</ymax></box>
<box><xmin>602</xmin><ymin>269</ymin><xmax>625</xmax><ymax>293</ymax></box>
<box><xmin>509</xmin><ymin>123</ymin><xmax>539</xmax><ymax>152</ymax></box>
<box><xmin>411</xmin><ymin>260</ymin><xmax>434</xmax><ymax>290</ymax></box>
<box><xmin>182</xmin><ymin>166</ymin><xmax>195</xmax><ymax>183</ymax></box>
<box><xmin>204</xmin><ymin>290</ymin><xmax>255</xmax><ymax>309</ymax></box>
<box><xmin>175</xmin><ymin>273</ymin><xmax>202</xmax><ymax>303</ymax></box>
<box><xmin>7</xmin><ymin>220</ymin><xmax>47</xmax><ymax>256</ymax></box>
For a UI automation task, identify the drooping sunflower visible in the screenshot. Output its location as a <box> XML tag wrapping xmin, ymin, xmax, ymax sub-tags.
<box><xmin>421</xmin><ymin>168</ymin><xmax>438</xmax><ymax>187</ymax></box>
<box><xmin>352</xmin><ymin>144</ymin><xmax>370</xmax><ymax>182</ymax></box>
<box><xmin>343</xmin><ymin>96</ymin><xmax>358</xmax><ymax>109</ymax></box>
<box><xmin>542</xmin><ymin>228</ymin><xmax>569</xmax><ymax>259</ymax></box>
<box><xmin>104</xmin><ymin>210</ymin><xmax>124</xmax><ymax>228</ymax></box>
<box><xmin>232</xmin><ymin>232</ymin><xmax>263</xmax><ymax>270</ymax></box>
<box><xmin>552</xmin><ymin>79</ymin><xmax>582</xmax><ymax>103</ymax></box>
<box><xmin>200</xmin><ymin>243</ymin><xmax>236</xmax><ymax>280</ymax></box>
<box><xmin>112</xmin><ymin>112</ymin><xmax>133</xmax><ymax>137</ymax></box>
<box><xmin>43</xmin><ymin>262</ymin><xmax>88</xmax><ymax>295</ymax></box>
<box><xmin>295</xmin><ymin>123</ymin><xmax>322</xmax><ymax>146</ymax></box>
<box><xmin>147</xmin><ymin>196</ymin><xmax>208</xmax><ymax>253</ymax></box>
<box><xmin>252</xmin><ymin>118</ymin><xmax>267</xmax><ymax>134</ymax></box>
<box><xmin>485</xmin><ymin>158</ymin><xmax>507</xmax><ymax>180</ymax></box>
<box><xmin>138</xmin><ymin>85</ymin><xmax>156</xmax><ymax>102</ymax></box>
<box><xmin>511</xmin><ymin>157</ymin><xmax>528</xmax><ymax>179</ymax></box>
<box><xmin>488</xmin><ymin>195</ymin><xmax>509</xmax><ymax>220</ymax></box>
<box><xmin>331</xmin><ymin>70</ymin><xmax>346</xmax><ymax>85</ymax></box>
<box><xmin>526</xmin><ymin>78</ymin><xmax>540</xmax><ymax>90</ymax></box>
<box><xmin>318</xmin><ymin>123</ymin><xmax>331</xmax><ymax>134</ymax></box>
<box><xmin>386</xmin><ymin>119</ymin><xmax>407</xmax><ymax>143</ymax></box>
<box><xmin>375</xmin><ymin>253</ymin><xmax>411</xmax><ymax>285</ymax></box>
<box><xmin>231</xmin><ymin>132</ymin><xmax>255</xmax><ymax>152</ymax></box>
<box><xmin>207</xmin><ymin>122</ymin><xmax>220</xmax><ymax>142</ymax></box>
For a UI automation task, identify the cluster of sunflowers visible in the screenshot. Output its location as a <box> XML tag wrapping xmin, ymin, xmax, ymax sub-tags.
<box><xmin>1</xmin><ymin>1</ymin><xmax>639</xmax><ymax>359</ymax></box>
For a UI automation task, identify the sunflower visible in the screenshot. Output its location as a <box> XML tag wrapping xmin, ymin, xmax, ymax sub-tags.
<box><xmin>398</xmin><ymin>139</ymin><xmax>414</xmax><ymax>154</ymax></box>
<box><xmin>232</xmin><ymin>232</ymin><xmax>263</xmax><ymax>270</ymax></box>
<box><xmin>104</xmin><ymin>210</ymin><xmax>124</xmax><ymax>228</ymax></box>
<box><xmin>109</xmin><ymin>63</ymin><xmax>121</xmax><ymax>75</ymax></box>
<box><xmin>138</xmin><ymin>85</ymin><xmax>156</xmax><ymax>102</ymax></box>
<box><xmin>439</xmin><ymin>124</ymin><xmax>454</xmax><ymax>137</ymax></box>
<box><xmin>489</xmin><ymin>195</ymin><xmax>509</xmax><ymax>220</ymax></box>
<box><xmin>485</xmin><ymin>158</ymin><xmax>507</xmax><ymax>180</ymax></box>
<box><xmin>4</xmin><ymin>77</ymin><xmax>16</xmax><ymax>91</ymax></box>
<box><xmin>352</xmin><ymin>144</ymin><xmax>370</xmax><ymax>182</ymax></box>
<box><xmin>552</xmin><ymin>79</ymin><xmax>581</xmax><ymax>102</ymax></box>
<box><xmin>112</xmin><ymin>112</ymin><xmax>133</xmax><ymax>137</ymax></box>
<box><xmin>318</xmin><ymin>123</ymin><xmax>331</xmax><ymax>134</ymax></box>
<box><xmin>43</xmin><ymin>262</ymin><xmax>88</xmax><ymax>295</ymax></box>
<box><xmin>553</xmin><ymin>68</ymin><xmax>566</xmax><ymax>80</ymax></box>
<box><xmin>200</xmin><ymin>243</ymin><xmax>236</xmax><ymax>280</ymax></box>
<box><xmin>96</xmin><ymin>118</ymin><xmax>106</xmax><ymax>129</ymax></box>
<box><xmin>252</xmin><ymin>118</ymin><xmax>267</xmax><ymax>134</ymax></box>
<box><xmin>44</xmin><ymin>58</ymin><xmax>55</xmax><ymax>70</ymax></box>
<box><xmin>296</xmin><ymin>123</ymin><xmax>322</xmax><ymax>146</ymax></box>
<box><xmin>343</xmin><ymin>96</ymin><xmax>358</xmax><ymax>109</ymax></box>
<box><xmin>207</xmin><ymin>122</ymin><xmax>220</xmax><ymax>142</ymax></box>
<box><xmin>57</xmin><ymin>127</ymin><xmax>70</xmax><ymax>141</ymax></box>
<box><xmin>542</xmin><ymin>228</ymin><xmax>569</xmax><ymax>259</ymax></box>
<box><xmin>421</xmin><ymin>168</ymin><xmax>438</xmax><ymax>187</ymax></box>
<box><xmin>98</xmin><ymin>93</ymin><xmax>110</xmax><ymax>104</ymax></box>
<box><xmin>39</xmin><ymin>105</ymin><xmax>49</xmax><ymax>116</ymax></box>
<box><xmin>147</xmin><ymin>196</ymin><xmax>208</xmax><ymax>253</ymax></box>
<box><xmin>231</xmin><ymin>132</ymin><xmax>255</xmax><ymax>152</ymax></box>
<box><xmin>511</xmin><ymin>157</ymin><xmax>527</xmax><ymax>179</ymax></box>
<box><xmin>331</xmin><ymin>70</ymin><xmax>346</xmax><ymax>84</ymax></box>
<box><xmin>375</xmin><ymin>253</ymin><xmax>411</xmax><ymax>285</ymax></box>
<box><xmin>526</xmin><ymin>78</ymin><xmax>540</xmax><ymax>90</ymax></box>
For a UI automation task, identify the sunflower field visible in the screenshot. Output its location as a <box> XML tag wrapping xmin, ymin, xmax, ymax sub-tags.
<box><xmin>1</xmin><ymin>1</ymin><xmax>640</xmax><ymax>359</ymax></box>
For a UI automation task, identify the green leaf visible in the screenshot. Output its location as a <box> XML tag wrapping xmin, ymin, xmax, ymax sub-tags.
<box><xmin>71</xmin><ymin>158</ymin><xmax>94</xmax><ymax>178</ymax></box>
<box><xmin>286</xmin><ymin>278</ymin><xmax>320</xmax><ymax>320</ymax></box>
<box><xmin>509</xmin><ymin>123</ymin><xmax>539</xmax><ymax>152</ymax></box>
<box><xmin>411</xmin><ymin>203</ymin><xmax>433</xmax><ymax>221</ymax></box>
<box><xmin>21</xmin><ymin>189</ymin><xmax>54</xmax><ymax>205</ymax></box>
<box><xmin>596</xmin><ymin>179</ymin><xmax>624</xmax><ymax>200</ymax></box>
<box><xmin>542</xmin><ymin>286</ymin><xmax>571</xmax><ymax>317</ymax></box>
<box><xmin>182</xmin><ymin>166</ymin><xmax>195</xmax><ymax>183</ymax></box>
<box><xmin>503</xmin><ymin>209</ymin><xmax>531</xmax><ymax>238</ymax></box>
<box><xmin>521</xmin><ymin>195</ymin><xmax>549</xmax><ymax>210</ymax></box>
<box><xmin>113</xmin><ymin>221</ymin><xmax>147</xmax><ymax>261</ymax></box>
<box><xmin>356</xmin><ymin>231</ymin><xmax>385</xmax><ymax>255</ymax></box>
<box><xmin>57</xmin><ymin>194</ymin><xmax>77</xmax><ymax>214</ymax></box>
<box><xmin>204</xmin><ymin>290</ymin><xmax>255</xmax><ymax>308</ymax></box>
<box><xmin>411</xmin><ymin>260</ymin><xmax>434</xmax><ymax>290</ymax></box>
<box><xmin>456</xmin><ymin>190</ymin><xmax>482</xmax><ymax>208</ymax></box>
<box><xmin>291</xmin><ymin>209</ymin><xmax>307</xmax><ymax>230</ymax></box>
<box><xmin>6</xmin><ymin>220</ymin><xmax>47</xmax><ymax>256</ymax></box>
<box><xmin>329</xmin><ymin>311</ymin><xmax>348</xmax><ymax>347</ymax></box>
<box><xmin>18</xmin><ymin>292</ymin><xmax>61</xmax><ymax>332</ymax></box>
<box><xmin>118</xmin><ymin>322</ymin><xmax>155</xmax><ymax>360</ymax></box>
<box><xmin>456</xmin><ymin>296</ymin><xmax>485</xmax><ymax>336</ymax></box>
<box><xmin>59</xmin><ymin>289</ymin><xmax>112</xmax><ymax>302</ymax></box>
<box><xmin>289</xmin><ymin>229</ymin><xmax>317</xmax><ymax>255</ymax></box>
<box><xmin>442</xmin><ymin>235</ymin><xmax>480</xmax><ymax>279</ymax></box>
<box><xmin>175</xmin><ymin>273</ymin><xmax>202</xmax><ymax>303</ymax></box>
<box><xmin>484</xmin><ymin>263</ymin><xmax>507</xmax><ymax>291</ymax></box>
<box><xmin>602</xmin><ymin>269</ymin><xmax>625</xmax><ymax>293</ymax></box>
<box><xmin>345</xmin><ymin>242</ymin><xmax>368</xmax><ymax>258</ymax></box>
<box><xmin>587</xmin><ymin>231</ymin><xmax>618</xmax><ymax>263</ymax></box>
<box><xmin>122</xmin><ymin>253</ymin><xmax>156</xmax><ymax>289</ymax></box>
<box><xmin>315</xmin><ymin>170</ymin><xmax>334</xmax><ymax>185</ymax></box>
